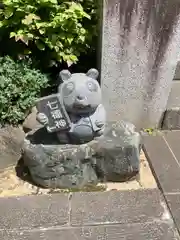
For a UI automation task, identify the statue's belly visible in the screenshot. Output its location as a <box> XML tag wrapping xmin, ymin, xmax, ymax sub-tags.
<box><xmin>68</xmin><ymin>116</ymin><xmax>94</xmax><ymax>143</ymax></box>
<box><xmin>71</xmin><ymin>124</ymin><xmax>94</xmax><ymax>143</ymax></box>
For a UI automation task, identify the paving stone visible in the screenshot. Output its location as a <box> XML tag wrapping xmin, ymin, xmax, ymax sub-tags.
<box><xmin>143</xmin><ymin>135</ymin><xmax>180</xmax><ymax>193</ymax></box>
<box><xmin>104</xmin><ymin>180</ymin><xmax>141</xmax><ymax>191</ymax></box>
<box><xmin>163</xmin><ymin>131</ymin><xmax>180</xmax><ymax>165</ymax></box>
<box><xmin>165</xmin><ymin>194</ymin><xmax>180</xmax><ymax>234</ymax></box>
<box><xmin>105</xmin><ymin>222</ymin><xmax>179</xmax><ymax>240</ymax></box>
<box><xmin>0</xmin><ymin>194</ymin><xmax>69</xmax><ymax>230</ymax></box>
<box><xmin>0</xmin><ymin>222</ymin><xmax>178</xmax><ymax>240</ymax></box>
<box><xmin>0</xmin><ymin>227</ymin><xmax>106</xmax><ymax>240</ymax></box>
<box><xmin>71</xmin><ymin>189</ymin><xmax>164</xmax><ymax>226</ymax></box>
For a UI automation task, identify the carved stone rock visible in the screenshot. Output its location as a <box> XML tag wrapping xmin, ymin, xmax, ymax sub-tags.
<box><xmin>0</xmin><ymin>126</ymin><xmax>25</xmax><ymax>170</ymax></box>
<box><xmin>22</xmin><ymin>121</ymin><xmax>141</xmax><ymax>189</ymax></box>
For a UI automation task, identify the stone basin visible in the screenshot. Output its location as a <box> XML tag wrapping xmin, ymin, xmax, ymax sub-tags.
<box><xmin>22</xmin><ymin>121</ymin><xmax>141</xmax><ymax>189</ymax></box>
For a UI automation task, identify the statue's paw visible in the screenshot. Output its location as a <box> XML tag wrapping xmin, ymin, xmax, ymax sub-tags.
<box><xmin>36</xmin><ymin>113</ymin><xmax>49</xmax><ymax>125</ymax></box>
<box><xmin>96</xmin><ymin>127</ymin><xmax>105</xmax><ymax>136</ymax></box>
<box><xmin>95</xmin><ymin>120</ymin><xmax>105</xmax><ymax>128</ymax></box>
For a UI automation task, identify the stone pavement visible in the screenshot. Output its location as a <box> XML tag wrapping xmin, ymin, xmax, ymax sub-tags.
<box><xmin>143</xmin><ymin>130</ymin><xmax>180</xmax><ymax>238</ymax></box>
<box><xmin>0</xmin><ymin>132</ymin><xmax>180</xmax><ymax>239</ymax></box>
<box><xmin>0</xmin><ymin>189</ymin><xmax>178</xmax><ymax>239</ymax></box>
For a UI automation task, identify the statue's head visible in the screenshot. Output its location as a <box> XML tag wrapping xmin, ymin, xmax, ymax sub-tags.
<box><xmin>58</xmin><ymin>68</ymin><xmax>102</xmax><ymax>114</ymax></box>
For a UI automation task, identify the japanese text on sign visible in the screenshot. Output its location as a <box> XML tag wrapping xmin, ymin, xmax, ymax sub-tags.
<box><xmin>47</xmin><ymin>100</ymin><xmax>63</xmax><ymax>120</ymax></box>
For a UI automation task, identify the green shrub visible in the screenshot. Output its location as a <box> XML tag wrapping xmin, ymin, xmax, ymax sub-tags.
<box><xmin>0</xmin><ymin>56</ymin><xmax>49</xmax><ymax>125</ymax></box>
<box><xmin>0</xmin><ymin>0</ymin><xmax>98</xmax><ymax>67</ymax></box>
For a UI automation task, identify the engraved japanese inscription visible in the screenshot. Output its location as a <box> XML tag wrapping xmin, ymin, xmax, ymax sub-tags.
<box><xmin>36</xmin><ymin>94</ymin><xmax>71</xmax><ymax>133</ymax></box>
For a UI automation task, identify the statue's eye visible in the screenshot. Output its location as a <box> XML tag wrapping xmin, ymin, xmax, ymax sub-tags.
<box><xmin>87</xmin><ymin>81</ymin><xmax>98</xmax><ymax>92</ymax></box>
<box><xmin>63</xmin><ymin>82</ymin><xmax>74</xmax><ymax>96</ymax></box>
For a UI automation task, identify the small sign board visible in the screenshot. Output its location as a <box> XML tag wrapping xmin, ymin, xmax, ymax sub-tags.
<box><xmin>36</xmin><ymin>94</ymin><xmax>71</xmax><ymax>133</ymax></box>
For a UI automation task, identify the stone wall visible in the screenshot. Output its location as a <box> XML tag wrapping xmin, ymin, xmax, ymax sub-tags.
<box><xmin>100</xmin><ymin>0</ymin><xmax>180</xmax><ymax>129</ymax></box>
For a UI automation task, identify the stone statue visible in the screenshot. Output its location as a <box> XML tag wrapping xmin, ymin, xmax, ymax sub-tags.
<box><xmin>23</xmin><ymin>69</ymin><xmax>140</xmax><ymax>189</ymax></box>
<box><xmin>36</xmin><ymin>68</ymin><xmax>106</xmax><ymax>144</ymax></box>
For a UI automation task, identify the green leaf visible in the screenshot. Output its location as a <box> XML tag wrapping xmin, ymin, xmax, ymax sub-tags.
<box><xmin>10</xmin><ymin>32</ymin><xmax>16</xmax><ymax>38</ymax></box>
<box><xmin>36</xmin><ymin>40</ymin><xmax>45</xmax><ymax>50</ymax></box>
<box><xmin>0</xmin><ymin>56</ymin><xmax>49</xmax><ymax>125</ymax></box>
<box><xmin>24</xmin><ymin>49</ymin><xmax>31</xmax><ymax>54</ymax></box>
<box><xmin>79</xmin><ymin>35</ymin><xmax>85</xmax><ymax>42</ymax></box>
<box><xmin>22</xmin><ymin>14</ymin><xmax>40</xmax><ymax>25</ymax></box>
<box><xmin>39</xmin><ymin>28</ymin><xmax>45</xmax><ymax>34</ymax></box>
<box><xmin>4</xmin><ymin>8</ymin><xmax>13</xmax><ymax>19</ymax></box>
<box><xmin>27</xmin><ymin>33</ymin><xmax>34</xmax><ymax>39</ymax></box>
<box><xmin>67</xmin><ymin>37</ymin><xmax>73</xmax><ymax>44</ymax></box>
<box><xmin>70</xmin><ymin>54</ymin><xmax>78</xmax><ymax>62</ymax></box>
<box><xmin>48</xmin><ymin>0</ymin><xmax>58</xmax><ymax>4</ymax></box>
<box><xmin>35</xmin><ymin>22</ymin><xmax>43</xmax><ymax>29</ymax></box>
<box><xmin>0</xmin><ymin>0</ymin><xmax>98</xmax><ymax>68</ymax></box>
<box><xmin>54</xmin><ymin>46</ymin><xmax>59</xmax><ymax>52</ymax></box>
<box><xmin>67</xmin><ymin>60</ymin><xmax>73</xmax><ymax>67</ymax></box>
<box><xmin>15</xmin><ymin>34</ymin><xmax>29</xmax><ymax>45</ymax></box>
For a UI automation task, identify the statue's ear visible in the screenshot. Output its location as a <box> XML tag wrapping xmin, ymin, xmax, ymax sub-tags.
<box><xmin>86</xmin><ymin>68</ymin><xmax>99</xmax><ymax>80</ymax></box>
<box><xmin>59</xmin><ymin>70</ymin><xmax>71</xmax><ymax>81</ymax></box>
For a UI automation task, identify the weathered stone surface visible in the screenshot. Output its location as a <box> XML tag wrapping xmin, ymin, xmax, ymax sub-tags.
<box><xmin>100</xmin><ymin>0</ymin><xmax>180</xmax><ymax>129</ymax></box>
<box><xmin>71</xmin><ymin>189</ymin><xmax>165</xmax><ymax>226</ymax></box>
<box><xmin>93</xmin><ymin>121</ymin><xmax>141</xmax><ymax>182</ymax></box>
<box><xmin>22</xmin><ymin>107</ymin><xmax>42</xmax><ymax>133</ymax></box>
<box><xmin>0</xmin><ymin>194</ymin><xmax>69</xmax><ymax>230</ymax></box>
<box><xmin>22</xmin><ymin>127</ymin><xmax>98</xmax><ymax>189</ymax></box>
<box><xmin>162</xmin><ymin>108</ymin><xmax>180</xmax><ymax>130</ymax></box>
<box><xmin>0</xmin><ymin>222</ymin><xmax>178</xmax><ymax>240</ymax></box>
<box><xmin>0</xmin><ymin>150</ymin><xmax>156</xmax><ymax>198</ymax></box>
<box><xmin>22</xmin><ymin>121</ymin><xmax>140</xmax><ymax>189</ymax></box>
<box><xmin>174</xmin><ymin>61</ymin><xmax>180</xmax><ymax>80</ymax></box>
<box><xmin>166</xmin><ymin>82</ymin><xmax>180</xmax><ymax>110</ymax></box>
<box><xmin>165</xmin><ymin>194</ymin><xmax>180</xmax><ymax>234</ymax></box>
<box><xmin>161</xmin><ymin>81</ymin><xmax>180</xmax><ymax>129</ymax></box>
<box><xmin>0</xmin><ymin>126</ymin><xmax>25</xmax><ymax>170</ymax></box>
<box><xmin>161</xmin><ymin>81</ymin><xmax>180</xmax><ymax>130</ymax></box>
<box><xmin>143</xmin><ymin>134</ymin><xmax>180</xmax><ymax>193</ymax></box>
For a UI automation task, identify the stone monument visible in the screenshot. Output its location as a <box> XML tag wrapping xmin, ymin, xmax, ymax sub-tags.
<box><xmin>22</xmin><ymin>69</ymin><xmax>141</xmax><ymax>189</ymax></box>
<box><xmin>100</xmin><ymin>0</ymin><xmax>180</xmax><ymax>129</ymax></box>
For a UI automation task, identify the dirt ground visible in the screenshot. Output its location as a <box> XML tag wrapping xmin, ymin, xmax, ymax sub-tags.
<box><xmin>0</xmin><ymin>150</ymin><xmax>157</xmax><ymax>197</ymax></box>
